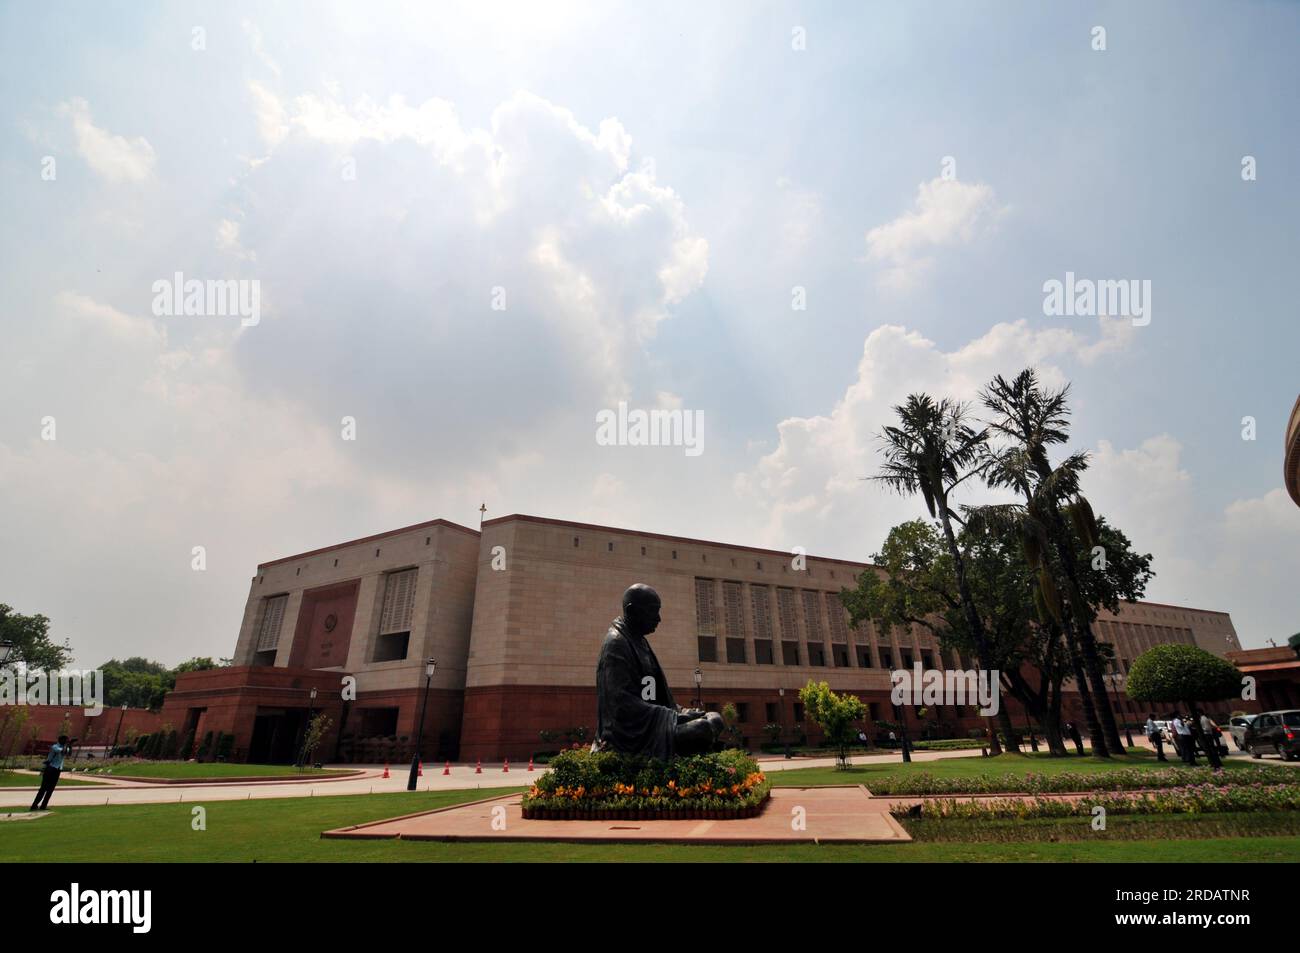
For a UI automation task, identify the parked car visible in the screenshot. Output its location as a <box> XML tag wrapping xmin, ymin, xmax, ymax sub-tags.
<box><xmin>1228</xmin><ymin>714</ymin><xmax>1257</xmax><ymax>750</ymax></box>
<box><xmin>1243</xmin><ymin>710</ymin><xmax>1300</xmax><ymax>761</ymax></box>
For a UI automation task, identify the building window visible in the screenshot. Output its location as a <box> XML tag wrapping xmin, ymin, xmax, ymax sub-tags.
<box><xmin>726</xmin><ymin>638</ymin><xmax>747</xmax><ymax>664</ymax></box>
<box><xmin>808</xmin><ymin>643</ymin><xmax>826</xmax><ymax>666</ymax></box>
<box><xmin>880</xmin><ymin>649</ymin><xmax>894</xmax><ymax>669</ymax></box>
<box><xmin>868</xmin><ymin>702</ymin><xmax>881</xmax><ymax>720</ymax></box>
<box><xmin>793</xmin><ymin>702</ymin><xmax>805</xmax><ymax>722</ymax></box>
<box><xmin>776</xmin><ymin>588</ymin><xmax>799</xmax><ymax>641</ymax></box>
<box><xmin>782</xmin><ymin>640</ymin><xmax>800</xmax><ymax>665</ymax></box>
<box><xmin>751</xmin><ymin>585</ymin><xmax>774</xmax><ymax>644</ymax></box>
<box><xmin>825</xmin><ymin>592</ymin><xmax>850</xmax><ymax>643</ymax></box>
<box><xmin>736</xmin><ymin>703</ymin><xmax>749</xmax><ymax>723</ymax></box>
<box><xmin>801</xmin><ymin>590</ymin><xmax>824</xmax><ymax>642</ymax></box>
<box><xmin>765</xmin><ymin>703</ymin><xmax>778</xmax><ymax>722</ymax></box>
<box><xmin>833</xmin><ymin>645</ymin><xmax>850</xmax><ymax>667</ymax></box>
<box><xmin>253</xmin><ymin>594</ymin><xmax>288</xmax><ymax>663</ymax></box>
<box><xmin>723</xmin><ymin>581</ymin><xmax>745</xmax><ymax>638</ymax></box>
<box><xmin>921</xmin><ymin>650</ymin><xmax>933</xmax><ymax>669</ymax></box>
<box><xmin>573</xmin><ymin>536</ymin><xmax>579</xmax><ymax>547</ymax></box>
<box><xmin>608</xmin><ymin>542</ymin><xmax>614</xmax><ymax>552</ymax></box>
<box><xmin>755</xmin><ymin>640</ymin><xmax>774</xmax><ymax>664</ymax></box>
<box><xmin>695</xmin><ymin>578</ymin><xmax>718</xmax><ymax>635</ymax></box>
<box><xmin>857</xmin><ymin>645</ymin><xmax>873</xmax><ymax>668</ymax></box>
<box><xmin>374</xmin><ymin>568</ymin><xmax>417</xmax><ymax>662</ymax></box>
<box><xmin>697</xmin><ymin>636</ymin><xmax>718</xmax><ymax>663</ymax></box>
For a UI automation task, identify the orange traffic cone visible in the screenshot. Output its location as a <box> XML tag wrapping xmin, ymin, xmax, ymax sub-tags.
<box><xmin>475</xmin><ymin>759</ymin><xmax>482</xmax><ymax>774</ymax></box>
<box><xmin>382</xmin><ymin>764</ymin><xmax>390</xmax><ymax>779</ymax></box>
<box><xmin>442</xmin><ymin>761</ymin><xmax>451</xmax><ymax>776</ymax></box>
<box><xmin>527</xmin><ymin>757</ymin><xmax>534</xmax><ymax>772</ymax></box>
<box><xmin>503</xmin><ymin>757</ymin><xmax>509</xmax><ymax>772</ymax></box>
<box><xmin>417</xmin><ymin>760</ymin><xmax>423</xmax><ymax>777</ymax></box>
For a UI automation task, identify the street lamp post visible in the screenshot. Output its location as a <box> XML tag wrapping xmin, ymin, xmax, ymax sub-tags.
<box><xmin>112</xmin><ymin>703</ymin><xmax>127</xmax><ymax>754</ymax></box>
<box><xmin>0</xmin><ymin>641</ymin><xmax>13</xmax><ymax>768</ymax></box>
<box><xmin>779</xmin><ymin>687</ymin><xmax>791</xmax><ymax>759</ymax></box>
<box><xmin>693</xmin><ymin>668</ymin><xmax>702</xmax><ymax>710</ymax></box>
<box><xmin>408</xmin><ymin>658</ymin><xmax>436</xmax><ymax>791</ymax></box>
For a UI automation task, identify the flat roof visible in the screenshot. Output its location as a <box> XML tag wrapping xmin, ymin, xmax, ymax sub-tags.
<box><xmin>482</xmin><ymin>513</ymin><xmax>879</xmax><ymax>569</ymax></box>
<box><xmin>253</xmin><ymin>512</ymin><xmax>1235</xmax><ymax>620</ymax></box>
<box><xmin>257</xmin><ymin>517</ymin><xmax>479</xmax><ymax>569</ymax></box>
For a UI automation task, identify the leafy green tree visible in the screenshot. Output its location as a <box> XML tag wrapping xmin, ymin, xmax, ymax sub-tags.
<box><xmin>873</xmin><ymin>394</ymin><xmax>1002</xmax><ymax>754</ymax></box>
<box><xmin>0</xmin><ymin>604</ymin><xmax>73</xmax><ymax>671</ymax></box>
<box><xmin>1126</xmin><ymin>644</ymin><xmax>1242</xmax><ymax>769</ymax></box>
<box><xmin>799</xmin><ymin>680</ymin><xmax>866</xmax><ymax>769</ymax></box>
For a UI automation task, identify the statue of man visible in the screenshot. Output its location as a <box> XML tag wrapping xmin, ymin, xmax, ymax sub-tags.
<box><xmin>594</xmin><ymin>583</ymin><xmax>724</xmax><ymax>759</ymax></box>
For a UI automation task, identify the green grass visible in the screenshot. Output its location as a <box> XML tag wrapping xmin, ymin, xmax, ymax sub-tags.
<box><xmin>770</xmin><ymin>748</ymin><xmax>1261</xmax><ymax>788</ymax></box>
<box><xmin>73</xmin><ymin>762</ymin><xmax>352</xmax><ymax>781</ymax></box>
<box><xmin>901</xmin><ymin>811</ymin><xmax>1300</xmax><ymax>843</ymax></box>
<box><xmin>2</xmin><ymin>786</ymin><xmax>1298</xmax><ymax>862</ymax></box>
<box><xmin>0</xmin><ymin>770</ymin><xmax>104</xmax><ymax>787</ymax></box>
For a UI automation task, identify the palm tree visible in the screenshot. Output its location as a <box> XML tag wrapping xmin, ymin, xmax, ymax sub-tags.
<box><xmin>981</xmin><ymin>369</ymin><xmax>1125</xmax><ymax>755</ymax></box>
<box><xmin>874</xmin><ymin>394</ymin><xmax>1002</xmax><ymax>755</ymax></box>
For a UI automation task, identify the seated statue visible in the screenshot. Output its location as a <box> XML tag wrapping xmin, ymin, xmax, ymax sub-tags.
<box><xmin>593</xmin><ymin>583</ymin><xmax>724</xmax><ymax>759</ymax></box>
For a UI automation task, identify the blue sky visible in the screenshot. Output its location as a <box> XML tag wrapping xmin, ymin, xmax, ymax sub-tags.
<box><xmin>1</xmin><ymin>0</ymin><xmax>1297</xmax><ymax>665</ymax></box>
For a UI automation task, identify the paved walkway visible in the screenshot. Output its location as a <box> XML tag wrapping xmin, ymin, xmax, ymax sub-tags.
<box><xmin>323</xmin><ymin>787</ymin><xmax>912</xmax><ymax>844</ymax></box>
<box><xmin>0</xmin><ymin>748</ymin><xmax>982</xmax><ymax>810</ymax></box>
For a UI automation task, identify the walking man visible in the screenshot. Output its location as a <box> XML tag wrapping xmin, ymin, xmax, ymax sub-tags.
<box><xmin>1172</xmin><ymin>714</ymin><xmax>1196</xmax><ymax>765</ymax></box>
<box><xmin>30</xmin><ymin>734</ymin><xmax>70</xmax><ymax>811</ymax></box>
<box><xmin>1145</xmin><ymin>713</ymin><xmax>1167</xmax><ymax>761</ymax></box>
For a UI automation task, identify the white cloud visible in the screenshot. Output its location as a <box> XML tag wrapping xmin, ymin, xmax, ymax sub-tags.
<box><xmin>55</xmin><ymin>290</ymin><xmax>164</xmax><ymax>347</ymax></box>
<box><xmin>865</xmin><ymin>177</ymin><xmax>1003</xmax><ymax>290</ymax></box>
<box><xmin>58</xmin><ymin>98</ymin><xmax>156</xmax><ymax>183</ymax></box>
<box><xmin>215</xmin><ymin>218</ymin><xmax>255</xmax><ymax>261</ymax></box>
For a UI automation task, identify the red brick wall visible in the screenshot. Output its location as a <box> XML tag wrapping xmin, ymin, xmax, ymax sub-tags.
<box><xmin>0</xmin><ymin>704</ymin><xmax>161</xmax><ymax>753</ymax></box>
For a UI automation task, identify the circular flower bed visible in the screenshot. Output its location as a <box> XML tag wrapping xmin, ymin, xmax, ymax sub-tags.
<box><xmin>522</xmin><ymin>747</ymin><xmax>771</xmax><ymax>821</ymax></box>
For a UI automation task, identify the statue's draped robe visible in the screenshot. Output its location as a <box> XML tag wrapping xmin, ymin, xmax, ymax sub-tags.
<box><xmin>595</xmin><ymin>617</ymin><xmax>678</xmax><ymax>760</ymax></box>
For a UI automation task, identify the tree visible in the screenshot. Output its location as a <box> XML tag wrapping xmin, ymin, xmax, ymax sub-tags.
<box><xmin>300</xmin><ymin>713</ymin><xmax>333</xmax><ymax>769</ymax></box>
<box><xmin>873</xmin><ymin>393</ymin><xmax>1003</xmax><ymax>754</ymax></box>
<box><xmin>1288</xmin><ymin>632</ymin><xmax>1300</xmax><ymax>659</ymax></box>
<box><xmin>980</xmin><ymin>369</ymin><xmax>1133</xmax><ymax>756</ymax></box>
<box><xmin>799</xmin><ymin>680</ymin><xmax>866</xmax><ymax>769</ymax></box>
<box><xmin>1126</xmin><ymin>644</ymin><xmax>1242</xmax><ymax>769</ymax></box>
<box><xmin>0</xmin><ymin>604</ymin><xmax>73</xmax><ymax>671</ymax></box>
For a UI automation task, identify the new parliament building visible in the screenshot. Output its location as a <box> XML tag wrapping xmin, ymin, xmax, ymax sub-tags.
<box><xmin>162</xmin><ymin>513</ymin><xmax>1244</xmax><ymax>763</ymax></box>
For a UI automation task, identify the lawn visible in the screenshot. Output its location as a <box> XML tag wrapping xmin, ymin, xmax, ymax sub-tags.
<box><xmin>2</xmin><ymin>786</ymin><xmax>1298</xmax><ymax>862</ymax></box>
<box><xmin>0</xmin><ymin>770</ymin><xmax>105</xmax><ymax>787</ymax></box>
<box><xmin>70</xmin><ymin>762</ymin><xmax>353</xmax><ymax>781</ymax></box>
<box><xmin>770</xmin><ymin>748</ymin><xmax>1268</xmax><ymax>788</ymax></box>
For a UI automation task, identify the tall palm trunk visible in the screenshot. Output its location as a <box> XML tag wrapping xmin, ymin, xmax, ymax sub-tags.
<box><xmin>1060</xmin><ymin>620</ymin><xmax>1108</xmax><ymax>757</ymax></box>
<box><xmin>935</xmin><ymin>499</ymin><xmax>1002</xmax><ymax>756</ymax></box>
<box><xmin>1041</xmin><ymin>500</ymin><xmax>1126</xmax><ymax>755</ymax></box>
<box><xmin>996</xmin><ymin>705</ymin><xmax>1020</xmax><ymax>753</ymax></box>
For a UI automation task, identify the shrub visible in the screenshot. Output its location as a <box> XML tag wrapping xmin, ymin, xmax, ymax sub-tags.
<box><xmin>871</xmin><ymin>763</ymin><xmax>1300</xmax><ymax>796</ymax></box>
<box><xmin>523</xmin><ymin>747</ymin><xmax>770</xmax><ymax>818</ymax></box>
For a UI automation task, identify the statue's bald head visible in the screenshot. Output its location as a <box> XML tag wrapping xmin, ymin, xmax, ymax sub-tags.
<box><xmin>621</xmin><ymin>583</ymin><xmax>661</xmax><ymax>636</ymax></box>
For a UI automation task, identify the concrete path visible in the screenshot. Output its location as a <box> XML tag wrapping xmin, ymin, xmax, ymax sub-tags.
<box><xmin>0</xmin><ymin>749</ymin><xmax>982</xmax><ymax>810</ymax></box>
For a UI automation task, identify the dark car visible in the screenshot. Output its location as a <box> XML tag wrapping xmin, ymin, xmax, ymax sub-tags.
<box><xmin>1243</xmin><ymin>709</ymin><xmax>1300</xmax><ymax>761</ymax></box>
